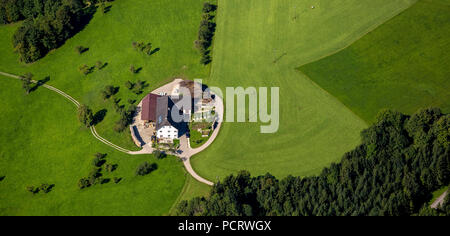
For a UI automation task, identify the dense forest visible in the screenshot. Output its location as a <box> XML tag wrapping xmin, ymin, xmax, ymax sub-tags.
<box><xmin>177</xmin><ymin>108</ymin><xmax>450</xmax><ymax>216</ymax></box>
<box><xmin>0</xmin><ymin>0</ymin><xmax>104</xmax><ymax>63</ymax></box>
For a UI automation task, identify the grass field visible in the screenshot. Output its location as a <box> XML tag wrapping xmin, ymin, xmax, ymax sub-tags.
<box><xmin>0</xmin><ymin>0</ymin><xmax>209</xmax><ymax>215</ymax></box>
<box><xmin>0</xmin><ymin>78</ymin><xmax>186</xmax><ymax>215</ymax></box>
<box><xmin>0</xmin><ymin>0</ymin><xmax>210</xmax><ymax>150</ymax></box>
<box><xmin>300</xmin><ymin>0</ymin><xmax>450</xmax><ymax>123</ymax></box>
<box><xmin>191</xmin><ymin>0</ymin><xmax>417</xmax><ymax>180</ymax></box>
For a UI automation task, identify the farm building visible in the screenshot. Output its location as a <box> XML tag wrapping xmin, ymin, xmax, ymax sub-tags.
<box><xmin>141</xmin><ymin>94</ymin><xmax>179</xmax><ymax>140</ymax></box>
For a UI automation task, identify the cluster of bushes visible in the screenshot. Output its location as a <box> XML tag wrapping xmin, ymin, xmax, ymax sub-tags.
<box><xmin>101</xmin><ymin>85</ymin><xmax>119</xmax><ymax>100</ymax></box>
<box><xmin>194</xmin><ymin>2</ymin><xmax>217</xmax><ymax>65</ymax></box>
<box><xmin>114</xmin><ymin>104</ymin><xmax>136</xmax><ymax>132</ymax></box>
<box><xmin>177</xmin><ymin>108</ymin><xmax>450</xmax><ymax>216</ymax></box>
<box><xmin>75</xmin><ymin>45</ymin><xmax>88</xmax><ymax>54</ymax></box>
<box><xmin>111</xmin><ymin>80</ymin><xmax>146</xmax><ymax>132</ymax></box>
<box><xmin>98</xmin><ymin>83</ymin><xmax>139</xmax><ymax>132</ymax></box>
<box><xmin>125</xmin><ymin>80</ymin><xmax>146</xmax><ymax>95</ymax></box>
<box><xmin>136</xmin><ymin>162</ymin><xmax>157</xmax><ymax>176</ymax></box>
<box><xmin>129</xmin><ymin>65</ymin><xmax>137</xmax><ymax>74</ymax></box>
<box><xmin>20</xmin><ymin>73</ymin><xmax>34</xmax><ymax>94</ymax></box>
<box><xmin>1</xmin><ymin>0</ymin><xmax>94</xmax><ymax>63</ymax></box>
<box><xmin>78</xmin><ymin>153</ymin><xmax>120</xmax><ymax>189</ymax></box>
<box><xmin>27</xmin><ymin>183</ymin><xmax>53</xmax><ymax>194</ymax></box>
<box><xmin>132</xmin><ymin>41</ymin><xmax>153</xmax><ymax>55</ymax></box>
<box><xmin>79</xmin><ymin>61</ymin><xmax>106</xmax><ymax>75</ymax></box>
<box><xmin>78</xmin><ymin>168</ymin><xmax>104</xmax><ymax>189</ymax></box>
<box><xmin>78</xmin><ymin>64</ymin><xmax>94</xmax><ymax>75</ymax></box>
<box><xmin>77</xmin><ymin>105</ymin><xmax>94</xmax><ymax>127</ymax></box>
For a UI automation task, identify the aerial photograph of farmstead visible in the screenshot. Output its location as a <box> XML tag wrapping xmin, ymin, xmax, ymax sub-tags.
<box><xmin>0</xmin><ymin>0</ymin><xmax>449</xmax><ymax>220</ymax></box>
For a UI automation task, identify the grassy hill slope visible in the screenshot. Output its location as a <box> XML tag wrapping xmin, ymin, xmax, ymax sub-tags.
<box><xmin>300</xmin><ymin>0</ymin><xmax>450</xmax><ymax>123</ymax></box>
<box><xmin>192</xmin><ymin>0</ymin><xmax>417</xmax><ymax>180</ymax></box>
<box><xmin>0</xmin><ymin>0</ymin><xmax>208</xmax><ymax>215</ymax></box>
<box><xmin>0</xmin><ymin>0</ymin><xmax>210</xmax><ymax>150</ymax></box>
<box><xmin>0</xmin><ymin>78</ymin><xmax>186</xmax><ymax>215</ymax></box>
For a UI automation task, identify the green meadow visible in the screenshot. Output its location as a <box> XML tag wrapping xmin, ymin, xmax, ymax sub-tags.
<box><xmin>192</xmin><ymin>0</ymin><xmax>417</xmax><ymax>180</ymax></box>
<box><xmin>0</xmin><ymin>77</ymin><xmax>186</xmax><ymax>215</ymax></box>
<box><xmin>300</xmin><ymin>0</ymin><xmax>450</xmax><ymax>123</ymax></box>
<box><xmin>0</xmin><ymin>0</ymin><xmax>210</xmax><ymax>150</ymax></box>
<box><xmin>0</xmin><ymin>0</ymin><xmax>208</xmax><ymax>215</ymax></box>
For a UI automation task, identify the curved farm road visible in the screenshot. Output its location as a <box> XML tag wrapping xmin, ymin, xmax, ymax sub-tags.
<box><xmin>0</xmin><ymin>71</ymin><xmax>132</xmax><ymax>153</ymax></box>
<box><xmin>177</xmin><ymin>94</ymin><xmax>224</xmax><ymax>186</ymax></box>
<box><xmin>0</xmin><ymin>71</ymin><xmax>217</xmax><ymax>186</ymax></box>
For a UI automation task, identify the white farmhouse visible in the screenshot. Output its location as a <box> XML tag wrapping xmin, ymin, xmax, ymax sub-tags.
<box><xmin>141</xmin><ymin>94</ymin><xmax>179</xmax><ymax>141</ymax></box>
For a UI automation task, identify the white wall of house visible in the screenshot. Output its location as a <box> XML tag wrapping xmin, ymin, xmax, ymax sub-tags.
<box><xmin>157</xmin><ymin>126</ymin><xmax>178</xmax><ymax>139</ymax></box>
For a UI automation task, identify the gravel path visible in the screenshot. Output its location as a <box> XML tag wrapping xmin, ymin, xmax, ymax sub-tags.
<box><xmin>431</xmin><ymin>191</ymin><xmax>448</xmax><ymax>209</ymax></box>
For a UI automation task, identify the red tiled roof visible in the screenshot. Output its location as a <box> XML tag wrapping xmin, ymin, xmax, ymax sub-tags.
<box><xmin>141</xmin><ymin>93</ymin><xmax>159</xmax><ymax>121</ymax></box>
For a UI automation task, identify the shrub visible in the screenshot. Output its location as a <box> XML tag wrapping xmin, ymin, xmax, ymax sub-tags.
<box><xmin>93</xmin><ymin>156</ymin><xmax>105</xmax><ymax>167</ymax></box>
<box><xmin>78</xmin><ymin>64</ymin><xmax>93</xmax><ymax>75</ymax></box>
<box><xmin>78</xmin><ymin>105</ymin><xmax>94</xmax><ymax>127</ymax></box>
<box><xmin>113</xmin><ymin>177</ymin><xmax>122</xmax><ymax>184</ymax></box>
<box><xmin>136</xmin><ymin>162</ymin><xmax>157</xmax><ymax>176</ymax></box>
<box><xmin>105</xmin><ymin>163</ymin><xmax>117</xmax><ymax>173</ymax></box>
<box><xmin>26</xmin><ymin>186</ymin><xmax>39</xmax><ymax>194</ymax></box>
<box><xmin>95</xmin><ymin>152</ymin><xmax>107</xmax><ymax>159</ymax></box>
<box><xmin>88</xmin><ymin>168</ymin><xmax>103</xmax><ymax>185</ymax></box>
<box><xmin>102</xmin><ymin>85</ymin><xmax>118</xmax><ymax>99</ymax></box>
<box><xmin>78</xmin><ymin>178</ymin><xmax>90</xmax><ymax>189</ymax></box>
<box><xmin>38</xmin><ymin>183</ymin><xmax>53</xmax><ymax>193</ymax></box>
<box><xmin>76</xmin><ymin>46</ymin><xmax>88</xmax><ymax>55</ymax></box>
<box><xmin>133</xmin><ymin>41</ymin><xmax>153</xmax><ymax>55</ymax></box>
<box><xmin>153</xmin><ymin>150</ymin><xmax>167</xmax><ymax>160</ymax></box>
<box><xmin>20</xmin><ymin>73</ymin><xmax>33</xmax><ymax>94</ymax></box>
<box><xmin>203</xmin><ymin>2</ymin><xmax>216</xmax><ymax>13</ymax></box>
<box><xmin>114</xmin><ymin>105</ymin><xmax>137</xmax><ymax>133</ymax></box>
<box><xmin>200</xmin><ymin>54</ymin><xmax>212</xmax><ymax>65</ymax></box>
<box><xmin>113</xmin><ymin>101</ymin><xmax>124</xmax><ymax>113</ymax></box>
<box><xmin>96</xmin><ymin>61</ymin><xmax>104</xmax><ymax>69</ymax></box>
<box><xmin>132</xmin><ymin>80</ymin><xmax>146</xmax><ymax>94</ymax></box>
<box><xmin>125</xmin><ymin>81</ymin><xmax>134</xmax><ymax>90</ymax></box>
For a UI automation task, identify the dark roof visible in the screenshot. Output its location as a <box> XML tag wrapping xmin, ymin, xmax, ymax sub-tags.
<box><xmin>142</xmin><ymin>94</ymin><xmax>177</xmax><ymax>130</ymax></box>
<box><xmin>155</xmin><ymin>96</ymin><xmax>171</xmax><ymax>130</ymax></box>
<box><xmin>141</xmin><ymin>94</ymin><xmax>159</xmax><ymax>121</ymax></box>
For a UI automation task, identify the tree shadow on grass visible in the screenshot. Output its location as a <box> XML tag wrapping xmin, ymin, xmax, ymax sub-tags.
<box><xmin>93</xmin><ymin>109</ymin><xmax>108</xmax><ymax>125</ymax></box>
<box><xmin>29</xmin><ymin>76</ymin><xmax>50</xmax><ymax>93</ymax></box>
<box><xmin>99</xmin><ymin>62</ymin><xmax>108</xmax><ymax>70</ymax></box>
<box><xmin>150</xmin><ymin>48</ymin><xmax>160</xmax><ymax>55</ymax></box>
<box><xmin>78</xmin><ymin>47</ymin><xmax>89</xmax><ymax>54</ymax></box>
<box><xmin>103</xmin><ymin>6</ymin><xmax>113</xmax><ymax>14</ymax></box>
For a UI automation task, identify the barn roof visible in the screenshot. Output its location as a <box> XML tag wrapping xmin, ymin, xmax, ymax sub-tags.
<box><xmin>141</xmin><ymin>93</ymin><xmax>160</xmax><ymax>121</ymax></box>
